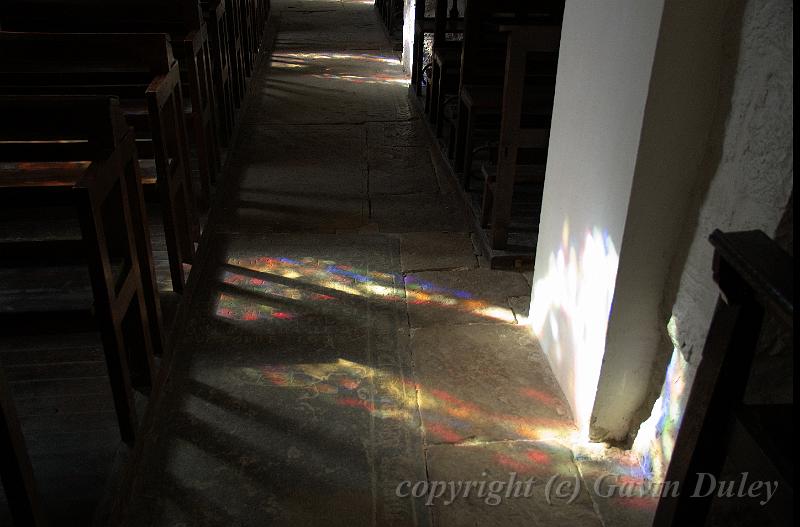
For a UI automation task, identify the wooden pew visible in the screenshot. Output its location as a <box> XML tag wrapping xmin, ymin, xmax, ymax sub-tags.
<box><xmin>451</xmin><ymin>0</ymin><xmax>563</xmax><ymax>181</ymax></box>
<box><xmin>224</xmin><ymin>0</ymin><xmax>249</xmax><ymax>106</ymax></box>
<box><xmin>0</xmin><ymin>0</ymin><xmax>222</xmax><ymax>205</ymax></box>
<box><xmin>235</xmin><ymin>0</ymin><xmax>255</xmax><ymax>79</ymax></box>
<box><xmin>425</xmin><ymin>0</ymin><xmax>464</xmax><ymax>137</ymax></box>
<box><xmin>202</xmin><ymin>0</ymin><xmax>236</xmax><ymax>145</ymax></box>
<box><xmin>375</xmin><ymin>0</ymin><xmax>391</xmax><ymax>33</ymax></box>
<box><xmin>0</xmin><ymin>31</ymin><xmax>199</xmax><ymax>293</ymax></box>
<box><xmin>410</xmin><ymin>0</ymin><xmax>464</xmax><ymax>99</ymax></box>
<box><xmin>479</xmin><ymin>24</ymin><xmax>562</xmax><ymax>249</ymax></box>
<box><xmin>0</xmin><ymin>95</ymin><xmax>167</xmax><ymax>526</ymax></box>
<box><xmin>0</xmin><ymin>95</ymin><xmax>162</xmax><ymax>445</ymax></box>
<box><xmin>654</xmin><ymin>230</ymin><xmax>793</xmax><ymax>525</ymax></box>
<box><xmin>255</xmin><ymin>0</ymin><xmax>270</xmax><ymax>51</ymax></box>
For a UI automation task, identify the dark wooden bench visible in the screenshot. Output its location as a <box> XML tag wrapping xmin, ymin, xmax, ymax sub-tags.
<box><xmin>202</xmin><ymin>0</ymin><xmax>269</xmax><ymax>136</ymax></box>
<box><xmin>235</xmin><ymin>0</ymin><xmax>255</xmax><ymax>80</ymax></box>
<box><xmin>0</xmin><ymin>31</ymin><xmax>200</xmax><ymax>293</ymax></box>
<box><xmin>477</xmin><ymin>24</ymin><xmax>561</xmax><ymax>248</ymax></box>
<box><xmin>423</xmin><ymin>0</ymin><xmax>463</xmax><ymax>132</ymax></box>
<box><xmin>0</xmin><ymin>0</ymin><xmax>222</xmax><ymax>206</ymax></box>
<box><xmin>410</xmin><ymin>0</ymin><xmax>464</xmax><ymax>98</ymax></box>
<box><xmin>224</xmin><ymin>0</ymin><xmax>248</xmax><ymax>106</ymax></box>
<box><xmin>654</xmin><ymin>230</ymin><xmax>793</xmax><ymax>526</ymax></box>
<box><xmin>376</xmin><ymin>0</ymin><xmax>401</xmax><ymax>34</ymax></box>
<box><xmin>244</xmin><ymin>0</ymin><xmax>267</xmax><ymax>69</ymax></box>
<box><xmin>0</xmin><ymin>94</ymin><xmax>166</xmax><ymax>526</ymax></box>
<box><xmin>0</xmin><ymin>94</ymin><xmax>163</xmax><ymax>438</ymax></box>
<box><xmin>451</xmin><ymin>1</ymin><xmax>563</xmax><ymax>179</ymax></box>
<box><xmin>201</xmin><ymin>0</ymin><xmax>236</xmax><ymax>145</ymax></box>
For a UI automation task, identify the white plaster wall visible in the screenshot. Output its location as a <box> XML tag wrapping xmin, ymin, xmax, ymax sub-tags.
<box><xmin>529</xmin><ymin>0</ymin><xmax>665</xmax><ymax>438</ymax></box>
<box><xmin>401</xmin><ymin>0</ymin><xmax>416</xmax><ymax>74</ymax></box>
<box><xmin>633</xmin><ymin>0</ymin><xmax>793</xmax><ymax>478</ymax></box>
<box><xmin>591</xmin><ymin>0</ymin><xmax>729</xmax><ymax>442</ymax></box>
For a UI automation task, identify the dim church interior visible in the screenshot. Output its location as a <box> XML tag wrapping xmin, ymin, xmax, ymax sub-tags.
<box><xmin>0</xmin><ymin>0</ymin><xmax>793</xmax><ymax>526</ymax></box>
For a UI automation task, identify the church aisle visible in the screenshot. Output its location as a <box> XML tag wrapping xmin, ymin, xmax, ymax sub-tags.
<box><xmin>119</xmin><ymin>2</ymin><xmax>620</xmax><ymax>525</ymax></box>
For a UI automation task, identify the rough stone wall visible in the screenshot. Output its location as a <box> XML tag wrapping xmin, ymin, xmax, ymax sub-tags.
<box><xmin>633</xmin><ymin>0</ymin><xmax>793</xmax><ymax>480</ymax></box>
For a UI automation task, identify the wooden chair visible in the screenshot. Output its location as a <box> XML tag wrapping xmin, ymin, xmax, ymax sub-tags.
<box><xmin>0</xmin><ymin>31</ymin><xmax>200</xmax><ymax>293</ymax></box>
<box><xmin>654</xmin><ymin>230</ymin><xmax>793</xmax><ymax>525</ymax></box>
<box><xmin>0</xmin><ymin>0</ymin><xmax>222</xmax><ymax>205</ymax></box>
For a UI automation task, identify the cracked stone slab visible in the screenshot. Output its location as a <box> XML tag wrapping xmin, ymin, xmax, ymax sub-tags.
<box><xmin>367</xmin><ymin>120</ymin><xmax>431</xmax><ymax>148</ymax></box>
<box><xmin>368</xmin><ymin>146</ymin><xmax>439</xmax><ymax>195</ymax></box>
<box><xmin>404</xmin><ymin>269</ymin><xmax>530</xmax><ymax>327</ymax></box>
<box><xmin>411</xmin><ymin>324</ymin><xmax>575</xmax><ymax>443</ymax></box>
<box><xmin>425</xmin><ymin>441</ymin><xmax>602</xmax><ymax>527</ymax></box>
<box><xmin>400</xmin><ymin>232</ymin><xmax>478</xmax><ymax>272</ymax></box>
<box><xmin>222</xmin><ymin>124</ymin><xmax>368</xmax><ymax>197</ymax></box>
<box><xmin>245</xmin><ymin>50</ymin><xmax>412</xmax><ymax>124</ymax></box>
<box><xmin>215</xmin><ymin>188</ymin><xmax>368</xmax><ymax>234</ymax></box>
<box><xmin>369</xmin><ymin>193</ymin><xmax>470</xmax><ymax>233</ymax></box>
<box><xmin>276</xmin><ymin>9</ymin><xmax>388</xmax><ymax>50</ymax></box>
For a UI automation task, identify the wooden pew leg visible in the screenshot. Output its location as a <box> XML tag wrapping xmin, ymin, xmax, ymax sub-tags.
<box><xmin>462</xmin><ymin>110</ymin><xmax>476</xmax><ymax>189</ymax></box>
<box><xmin>201</xmin><ymin>40</ymin><xmax>222</xmax><ymax>175</ymax></box>
<box><xmin>160</xmin><ymin>191</ymin><xmax>188</xmax><ymax>295</ymax></box>
<box><xmin>453</xmin><ymin>100</ymin><xmax>468</xmax><ymax>173</ymax></box>
<box><xmin>489</xmin><ymin>146</ymin><xmax>518</xmax><ymax>249</ymax></box>
<box><xmin>429</xmin><ymin>62</ymin><xmax>440</xmax><ymax>124</ymax></box>
<box><xmin>74</xmin><ymin>183</ymin><xmax>139</xmax><ymax>445</ymax></box>
<box><xmin>480</xmin><ymin>176</ymin><xmax>494</xmax><ymax>229</ymax></box>
<box><xmin>435</xmin><ymin>68</ymin><xmax>448</xmax><ymax>137</ymax></box>
<box><xmin>125</xmin><ymin>154</ymin><xmax>166</xmax><ymax>357</ymax></box>
<box><xmin>190</xmin><ymin>107</ymin><xmax>213</xmax><ymax>207</ymax></box>
<box><xmin>172</xmin><ymin>86</ymin><xmax>202</xmax><ymax>244</ymax></box>
<box><xmin>184</xmin><ymin>43</ymin><xmax>218</xmax><ymax>208</ymax></box>
<box><xmin>411</xmin><ymin>27</ymin><xmax>423</xmax><ymax>94</ymax></box>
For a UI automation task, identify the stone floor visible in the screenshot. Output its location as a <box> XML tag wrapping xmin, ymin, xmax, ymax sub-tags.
<box><xmin>119</xmin><ymin>2</ymin><xmax>656</xmax><ymax>526</ymax></box>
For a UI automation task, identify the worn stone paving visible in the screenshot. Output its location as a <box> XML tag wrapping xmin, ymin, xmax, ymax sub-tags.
<box><xmin>119</xmin><ymin>1</ymin><xmax>645</xmax><ymax>526</ymax></box>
